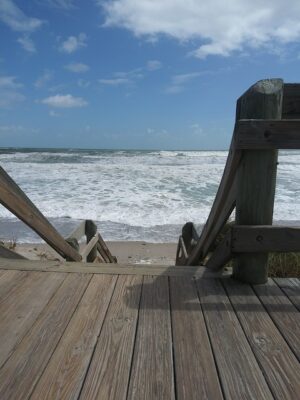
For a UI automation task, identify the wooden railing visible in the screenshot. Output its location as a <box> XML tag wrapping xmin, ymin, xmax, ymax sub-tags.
<box><xmin>66</xmin><ymin>219</ymin><xmax>117</xmax><ymax>263</ymax></box>
<box><xmin>0</xmin><ymin>167</ymin><xmax>116</xmax><ymax>263</ymax></box>
<box><xmin>176</xmin><ymin>79</ymin><xmax>300</xmax><ymax>284</ymax></box>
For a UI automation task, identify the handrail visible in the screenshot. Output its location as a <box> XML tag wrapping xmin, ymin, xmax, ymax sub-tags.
<box><xmin>66</xmin><ymin>219</ymin><xmax>117</xmax><ymax>263</ymax></box>
<box><xmin>0</xmin><ymin>166</ymin><xmax>81</xmax><ymax>261</ymax></box>
<box><xmin>176</xmin><ymin>79</ymin><xmax>300</xmax><ymax>284</ymax></box>
<box><xmin>0</xmin><ymin>168</ymin><xmax>117</xmax><ymax>264</ymax></box>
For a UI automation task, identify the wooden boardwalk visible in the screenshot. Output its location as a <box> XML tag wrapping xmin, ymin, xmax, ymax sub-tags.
<box><xmin>0</xmin><ymin>260</ymin><xmax>299</xmax><ymax>399</ymax></box>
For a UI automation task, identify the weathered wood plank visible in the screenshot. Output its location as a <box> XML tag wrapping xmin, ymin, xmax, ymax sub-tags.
<box><xmin>0</xmin><ymin>273</ymin><xmax>91</xmax><ymax>400</ymax></box>
<box><xmin>0</xmin><ymin>258</ymin><xmax>231</xmax><ymax>277</ymax></box>
<box><xmin>197</xmin><ymin>278</ymin><xmax>273</xmax><ymax>399</ymax></box>
<box><xmin>224</xmin><ymin>277</ymin><xmax>300</xmax><ymax>399</ymax></box>
<box><xmin>80</xmin><ymin>275</ymin><xmax>142</xmax><ymax>400</ymax></box>
<box><xmin>234</xmin><ymin>119</ymin><xmax>300</xmax><ymax>149</ymax></box>
<box><xmin>127</xmin><ymin>276</ymin><xmax>175</xmax><ymax>400</ymax></box>
<box><xmin>30</xmin><ymin>274</ymin><xmax>117</xmax><ymax>400</ymax></box>
<box><xmin>234</xmin><ymin>78</ymin><xmax>283</xmax><ymax>284</ymax></box>
<box><xmin>170</xmin><ymin>276</ymin><xmax>223</xmax><ymax>400</ymax></box>
<box><xmin>0</xmin><ymin>270</ymin><xmax>27</xmax><ymax>304</ymax></box>
<box><xmin>274</xmin><ymin>278</ymin><xmax>300</xmax><ymax>311</ymax></box>
<box><xmin>97</xmin><ymin>233</ymin><xmax>117</xmax><ymax>263</ymax></box>
<box><xmin>0</xmin><ymin>243</ymin><xmax>27</xmax><ymax>259</ymax></box>
<box><xmin>186</xmin><ymin>145</ymin><xmax>240</xmax><ymax>265</ymax></box>
<box><xmin>252</xmin><ymin>279</ymin><xmax>300</xmax><ymax>360</ymax></box>
<box><xmin>232</xmin><ymin>225</ymin><xmax>300</xmax><ymax>252</ymax></box>
<box><xmin>85</xmin><ymin>220</ymin><xmax>98</xmax><ymax>262</ymax></box>
<box><xmin>0</xmin><ymin>167</ymin><xmax>81</xmax><ymax>261</ymax></box>
<box><xmin>205</xmin><ymin>230</ymin><xmax>232</xmax><ymax>270</ymax></box>
<box><xmin>80</xmin><ymin>234</ymin><xmax>98</xmax><ymax>260</ymax></box>
<box><xmin>0</xmin><ymin>271</ymin><xmax>66</xmax><ymax>368</ymax></box>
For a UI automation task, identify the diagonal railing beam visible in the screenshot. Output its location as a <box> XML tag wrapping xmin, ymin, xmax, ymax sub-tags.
<box><xmin>0</xmin><ymin>167</ymin><xmax>82</xmax><ymax>261</ymax></box>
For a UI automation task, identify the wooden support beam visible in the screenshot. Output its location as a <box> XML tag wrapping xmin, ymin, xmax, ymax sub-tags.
<box><xmin>97</xmin><ymin>233</ymin><xmax>117</xmax><ymax>263</ymax></box>
<box><xmin>234</xmin><ymin>119</ymin><xmax>300</xmax><ymax>149</ymax></box>
<box><xmin>80</xmin><ymin>234</ymin><xmax>99</xmax><ymax>260</ymax></box>
<box><xmin>234</xmin><ymin>78</ymin><xmax>284</xmax><ymax>284</ymax></box>
<box><xmin>0</xmin><ymin>258</ymin><xmax>231</xmax><ymax>277</ymax></box>
<box><xmin>232</xmin><ymin>226</ymin><xmax>300</xmax><ymax>253</ymax></box>
<box><xmin>205</xmin><ymin>230</ymin><xmax>232</xmax><ymax>270</ymax></box>
<box><xmin>185</xmin><ymin>143</ymin><xmax>241</xmax><ymax>265</ymax></box>
<box><xmin>0</xmin><ymin>167</ymin><xmax>81</xmax><ymax>262</ymax></box>
<box><xmin>85</xmin><ymin>220</ymin><xmax>98</xmax><ymax>263</ymax></box>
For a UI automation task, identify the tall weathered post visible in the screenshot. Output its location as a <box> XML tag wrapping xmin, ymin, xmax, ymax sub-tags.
<box><xmin>233</xmin><ymin>79</ymin><xmax>284</xmax><ymax>284</ymax></box>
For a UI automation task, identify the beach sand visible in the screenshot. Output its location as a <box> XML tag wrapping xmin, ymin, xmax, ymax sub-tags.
<box><xmin>8</xmin><ymin>241</ymin><xmax>178</xmax><ymax>265</ymax></box>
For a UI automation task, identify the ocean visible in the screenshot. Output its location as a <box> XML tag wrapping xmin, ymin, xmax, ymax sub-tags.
<box><xmin>0</xmin><ymin>148</ymin><xmax>299</xmax><ymax>243</ymax></box>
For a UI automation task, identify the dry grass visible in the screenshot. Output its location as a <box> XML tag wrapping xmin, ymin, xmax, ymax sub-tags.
<box><xmin>267</xmin><ymin>252</ymin><xmax>300</xmax><ymax>277</ymax></box>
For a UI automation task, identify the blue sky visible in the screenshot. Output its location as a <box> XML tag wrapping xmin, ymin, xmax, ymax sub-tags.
<box><xmin>1</xmin><ymin>0</ymin><xmax>300</xmax><ymax>150</ymax></box>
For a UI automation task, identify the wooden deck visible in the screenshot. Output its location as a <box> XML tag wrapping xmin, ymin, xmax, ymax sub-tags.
<box><xmin>0</xmin><ymin>260</ymin><xmax>299</xmax><ymax>399</ymax></box>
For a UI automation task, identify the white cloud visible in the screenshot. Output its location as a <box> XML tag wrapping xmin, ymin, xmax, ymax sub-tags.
<box><xmin>166</xmin><ymin>72</ymin><xmax>201</xmax><ymax>93</ymax></box>
<box><xmin>0</xmin><ymin>0</ymin><xmax>43</xmax><ymax>32</ymax></box>
<box><xmin>147</xmin><ymin>60</ymin><xmax>162</xmax><ymax>71</ymax></box>
<box><xmin>99</xmin><ymin>67</ymin><xmax>144</xmax><ymax>88</ymax></box>
<box><xmin>65</xmin><ymin>62</ymin><xmax>90</xmax><ymax>73</ymax></box>
<box><xmin>34</xmin><ymin>70</ymin><xmax>53</xmax><ymax>88</ymax></box>
<box><xmin>59</xmin><ymin>33</ymin><xmax>87</xmax><ymax>53</ymax></box>
<box><xmin>0</xmin><ymin>75</ymin><xmax>25</xmax><ymax>108</ymax></box>
<box><xmin>17</xmin><ymin>35</ymin><xmax>36</xmax><ymax>53</ymax></box>
<box><xmin>41</xmin><ymin>94</ymin><xmax>88</xmax><ymax>108</ymax></box>
<box><xmin>100</xmin><ymin>0</ymin><xmax>300</xmax><ymax>58</ymax></box>
<box><xmin>99</xmin><ymin>78</ymin><xmax>130</xmax><ymax>86</ymax></box>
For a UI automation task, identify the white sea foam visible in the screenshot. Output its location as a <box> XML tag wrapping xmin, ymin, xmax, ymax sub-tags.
<box><xmin>0</xmin><ymin>149</ymin><xmax>299</xmax><ymax>242</ymax></box>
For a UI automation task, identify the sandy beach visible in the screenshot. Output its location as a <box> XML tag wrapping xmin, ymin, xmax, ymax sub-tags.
<box><xmin>8</xmin><ymin>241</ymin><xmax>178</xmax><ymax>265</ymax></box>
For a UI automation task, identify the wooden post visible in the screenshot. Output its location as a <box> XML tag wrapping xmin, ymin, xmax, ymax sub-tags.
<box><xmin>233</xmin><ymin>79</ymin><xmax>284</xmax><ymax>284</ymax></box>
<box><xmin>85</xmin><ymin>220</ymin><xmax>98</xmax><ymax>262</ymax></box>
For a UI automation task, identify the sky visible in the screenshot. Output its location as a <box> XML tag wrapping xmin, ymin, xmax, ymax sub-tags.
<box><xmin>1</xmin><ymin>0</ymin><xmax>300</xmax><ymax>150</ymax></box>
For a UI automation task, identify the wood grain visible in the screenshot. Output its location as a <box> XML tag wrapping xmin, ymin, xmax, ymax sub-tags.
<box><xmin>127</xmin><ymin>276</ymin><xmax>175</xmax><ymax>400</ymax></box>
<box><xmin>205</xmin><ymin>229</ymin><xmax>232</xmax><ymax>270</ymax></box>
<box><xmin>0</xmin><ymin>270</ymin><xmax>27</xmax><ymax>304</ymax></box>
<box><xmin>274</xmin><ymin>278</ymin><xmax>300</xmax><ymax>310</ymax></box>
<box><xmin>0</xmin><ymin>166</ymin><xmax>81</xmax><ymax>261</ymax></box>
<box><xmin>224</xmin><ymin>277</ymin><xmax>300</xmax><ymax>399</ymax></box>
<box><xmin>253</xmin><ymin>279</ymin><xmax>300</xmax><ymax>360</ymax></box>
<box><xmin>234</xmin><ymin>78</ymin><xmax>283</xmax><ymax>284</ymax></box>
<box><xmin>170</xmin><ymin>276</ymin><xmax>223</xmax><ymax>400</ymax></box>
<box><xmin>0</xmin><ymin>271</ymin><xmax>65</xmax><ymax>368</ymax></box>
<box><xmin>0</xmin><ymin>273</ymin><xmax>91</xmax><ymax>400</ymax></box>
<box><xmin>80</xmin><ymin>275</ymin><xmax>142</xmax><ymax>400</ymax></box>
<box><xmin>186</xmin><ymin>145</ymin><xmax>240</xmax><ymax>265</ymax></box>
<box><xmin>232</xmin><ymin>225</ymin><xmax>300</xmax><ymax>252</ymax></box>
<box><xmin>0</xmin><ymin>257</ymin><xmax>231</xmax><ymax>277</ymax></box>
<box><xmin>30</xmin><ymin>274</ymin><xmax>117</xmax><ymax>400</ymax></box>
<box><xmin>197</xmin><ymin>278</ymin><xmax>273</xmax><ymax>399</ymax></box>
<box><xmin>234</xmin><ymin>119</ymin><xmax>300</xmax><ymax>149</ymax></box>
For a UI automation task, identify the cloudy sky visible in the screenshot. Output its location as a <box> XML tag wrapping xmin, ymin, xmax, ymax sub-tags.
<box><xmin>1</xmin><ymin>0</ymin><xmax>300</xmax><ymax>149</ymax></box>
